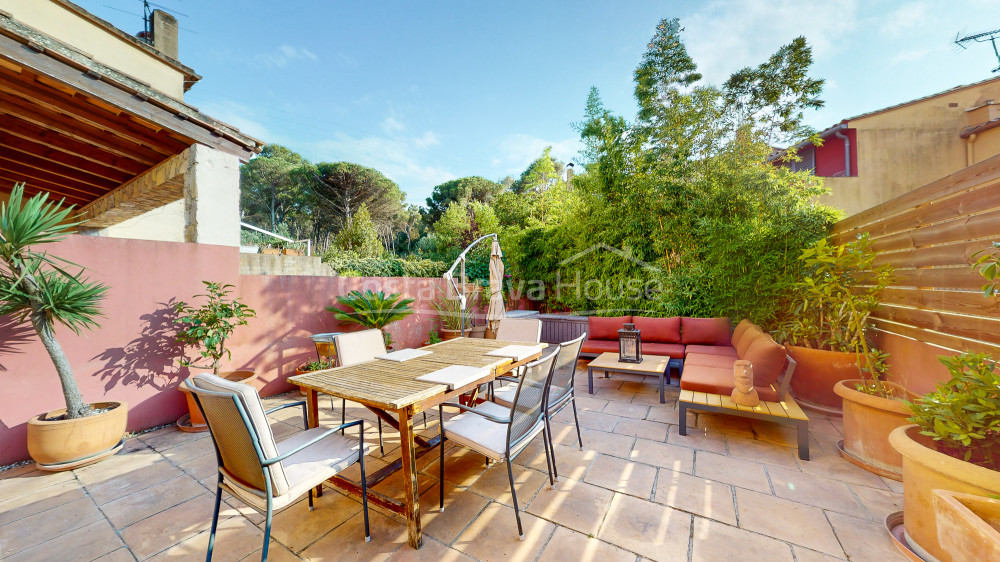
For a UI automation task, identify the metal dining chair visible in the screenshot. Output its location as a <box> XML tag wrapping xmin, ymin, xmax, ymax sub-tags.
<box><xmin>184</xmin><ymin>373</ymin><xmax>370</xmax><ymax>562</ymax></box>
<box><xmin>437</xmin><ymin>349</ymin><xmax>559</xmax><ymax>540</ymax></box>
<box><xmin>495</xmin><ymin>318</ymin><xmax>542</xmax><ymax>343</ymax></box>
<box><xmin>491</xmin><ymin>334</ymin><xmax>586</xmax><ymax>481</ymax></box>
<box><xmin>334</xmin><ymin>329</ymin><xmax>389</xmax><ymax>454</ymax></box>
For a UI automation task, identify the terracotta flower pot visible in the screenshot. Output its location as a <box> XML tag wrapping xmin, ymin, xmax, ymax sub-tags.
<box><xmin>179</xmin><ymin>370</ymin><xmax>255</xmax><ymax>431</ymax></box>
<box><xmin>470</xmin><ymin>325</ymin><xmax>486</xmax><ymax>338</ymax></box>
<box><xmin>889</xmin><ymin>424</ymin><xmax>1000</xmax><ymax>562</ymax></box>
<box><xmin>787</xmin><ymin>345</ymin><xmax>860</xmax><ymax>414</ymax></box>
<box><xmin>933</xmin><ymin>490</ymin><xmax>1000</xmax><ymax>562</ymax></box>
<box><xmin>439</xmin><ymin>328</ymin><xmax>466</xmax><ymax>341</ymax></box>
<box><xmin>27</xmin><ymin>401</ymin><xmax>128</xmax><ymax>471</ymax></box>
<box><xmin>834</xmin><ymin>379</ymin><xmax>914</xmax><ymax>480</ymax></box>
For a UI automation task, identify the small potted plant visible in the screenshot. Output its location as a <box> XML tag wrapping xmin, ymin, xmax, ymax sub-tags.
<box><xmin>173</xmin><ymin>281</ymin><xmax>256</xmax><ymax>431</ymax></box>
<box><xmin>1</xmin><ymin>183</ymin><xmax>125</xmax><ymax>470</ymax></box>
<box><xmin>430</xmin><ymin>288</ymin><xmax>472</xmax><ymax>340</ymax></box>
<box><xmin>327</xmin><ymin>289</ymin><xmax>414</xmax><ymax>348</ymax></box>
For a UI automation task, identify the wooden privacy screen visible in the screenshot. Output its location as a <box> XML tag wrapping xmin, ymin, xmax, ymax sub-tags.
<box><xmin>831</xmin><ymin>154</ymin><xmax>1000</xmax><ymax>356</ymax></box>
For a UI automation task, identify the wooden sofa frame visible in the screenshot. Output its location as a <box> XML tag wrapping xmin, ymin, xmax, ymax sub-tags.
<box><xmin>678</xmin><ymin>356</ymin><xmax>810</xmax><ymax>460</ymax></box>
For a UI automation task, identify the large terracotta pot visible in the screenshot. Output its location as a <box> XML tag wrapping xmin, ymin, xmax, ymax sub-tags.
<box><xmin>787</xmin><ymin>345</ymin><xmax>860</xmax><ymax>414</ymax></box>
<box><xmin>933</xmin><ymin>490</ymin><xmax>1000</xmax><ymax>562</ymax></box>
<box><xmin>889</xmin><ymin>424</ymin><xmax>1000</xmax><ymax>562</ymax></box>
<box><xmin>834</xmin><ymin>380</ymin><xmax>914</xmax><ymax>480</ymax></box>
<box><xmin>179</xmin><ymin>370</ymin><xmax>255</xmax><ymax>431</ymax></box>
<box><xmin>27</xmin><ymin>401</ymin><xmax>128</xmax><ymax>470</ymax></box>
<box><xmin>439</xmin><ymin>328</ymin><xmax>467</xmax><ymax>341</ymax></box>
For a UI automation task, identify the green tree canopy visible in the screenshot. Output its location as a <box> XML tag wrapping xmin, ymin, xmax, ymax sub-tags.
<box><xmin>239</xmin><ymin>144</ymin><xmax>309</xmax><ymax>232</ymax></box>
<box><xmin>333</xmin><ymin>203</ymin><xmax>384</xmax><ymax>258</ymax></box>
<box><xmin>424</xmin><ymin>176</ymin><xmax>503</xmax><ymax>225</ymax></box>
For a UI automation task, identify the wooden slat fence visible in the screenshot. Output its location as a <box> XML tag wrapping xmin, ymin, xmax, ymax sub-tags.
<box><xmin>831</xmin><ymin>153</ymin><xmax>1000</xmax><ymax>356</ymax></box>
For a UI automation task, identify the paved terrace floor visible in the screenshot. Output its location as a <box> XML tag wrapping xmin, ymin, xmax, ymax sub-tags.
<box><xmin>0</xmin><ymin>362</ymin><xmax>905</xmax><ymax>561</ymax></box>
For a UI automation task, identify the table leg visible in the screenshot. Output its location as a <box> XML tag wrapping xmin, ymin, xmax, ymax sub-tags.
<box><xmin>305</xmin><ymin>389</ymin><xmax>322</xmax><ymax>497</ymax></box>
<box><xmin>659</xmin><ymin>369</ymin><xmax>666</xmax><ymax>404</ymax></box>
<box><xmin>587</xmin><ymin>367</ymin><xmax>594</xmax><ymax>395</ymax></box>
<box><xmin>398</xmin><ymin>408</ymin><xmax>422</xmax><ymax>549</ymax></box>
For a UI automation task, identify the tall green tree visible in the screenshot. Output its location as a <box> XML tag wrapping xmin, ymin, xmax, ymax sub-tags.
<box><xmin>424</xmin><ymin>176</ymin><xmax>503</xmax><ymax>225</ymax></box>
<box><xmin>239</xmin><ymin>144</ymin><xmax>308</xmax><ymax>232</ymax></box>
<box><xmin>333</xmin><ymin>203</ymin><xmax>384</xmax><ymax>258</ymax></box>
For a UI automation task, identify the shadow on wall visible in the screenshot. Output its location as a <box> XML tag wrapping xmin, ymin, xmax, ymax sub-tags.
<box><xmin>91</xmin><ymin>302</ymin><xmax>188</xmax><ymax>391</ymax></box>
<box><xmin>0</xmin><ymin>316</ymin><xmax>36</xmax><ymax>372</ymax></box>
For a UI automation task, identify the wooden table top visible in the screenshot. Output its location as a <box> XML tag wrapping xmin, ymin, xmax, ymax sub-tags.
<box><xmin>588</xmin><ymin>352</ymin><xmax>670</xmax><ymax>374</ymax></box>
<box><xmin>289</xmin><ymin>338</ymin><xmax>542</xmax><ymax>412</ymax></box>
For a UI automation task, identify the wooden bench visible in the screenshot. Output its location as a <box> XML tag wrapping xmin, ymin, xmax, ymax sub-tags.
<box><xmin>678</xmin><ymin>356</ymin><xmax>810</xmax><ymax>460</ymax></box>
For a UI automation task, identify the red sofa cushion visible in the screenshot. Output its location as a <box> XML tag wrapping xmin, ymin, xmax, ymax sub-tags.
<box><xmin>681</xmin><ymin>317</ymin><xmax>732</xmax><ymax>346</ymax></box>
<box><xmin>684</xmin><ymin>353</ymin><xmax>737</xmax><ymax>369</ymax></box>
<box><xmin>588</xmin><ymin>316</ymin><xmax>632</xmax><ymax>341</ymax></box>
<box><xmin>743</xmin><ymin>335</ymin><xmax>786</xmax><ymax>386</ymax></box>
<box><xmin>633</xmin><ymin>316</ymin><xmax>681</xmax><ymax>344</ymax></box>
<box><xmin>731</xmin><ymin>320</ymin><xmax>758</xmax><ymax>351</ymax></box>
<box><xmin>680</xmin><ymin>364</ymin><xmax>781</xmax><ymax>402</ymax></box>
<box><xmin>640</xmin><ymin>342</ymin><xmax>685</xmax><ymax>359</ymax></box>
<box><xmin>581</xmin><ymin>339</ymin><xmax>620</xmax><ymax>355</ymax></box>
<box><xmin>736</xmin><ymin>326</ymin><xmax>763</xmax><ymax>358</ymax></box>
<box><xmin>685</xmin><ymin>345</ymin><xmax>737</xmax><ymax>357</ymax></box>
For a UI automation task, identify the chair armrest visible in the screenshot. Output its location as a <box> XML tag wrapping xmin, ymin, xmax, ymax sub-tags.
<box><xmin>266</xmin><ymin>401</ymin><xmax>308</xmax><ymax>428</ymax></box>
<box><xmin>495</xmin><ymin>375</ymin><xmax>519</xmax><ymax>384</ymax></box>
<box><xmin>440</xmin><ymin>401</ymin><xmax>511</xmax><ymax>424</ymax></box>
<box><xmin>262</xmin><ymin>419</ymin><xmax>365</xmax><ymax>466</ymax></box>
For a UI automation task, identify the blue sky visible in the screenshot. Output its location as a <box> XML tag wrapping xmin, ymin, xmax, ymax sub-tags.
<box><xmin>82</xmin><ymin>1</ymin><xmax>1000</xmax><ymax>205</ymax></box>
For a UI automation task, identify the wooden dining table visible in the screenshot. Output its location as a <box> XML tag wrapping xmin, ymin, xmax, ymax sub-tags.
<box><xmin>287</xmin><ymin>337</ymin><xmax>544</xmax><ymax>549</ymax></box>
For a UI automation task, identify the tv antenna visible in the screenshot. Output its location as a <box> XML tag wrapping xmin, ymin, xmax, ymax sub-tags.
<box><xmin>955</xmin><ymin>27</ymin><xmax>1000</xmax><ymax>73</ymax></box>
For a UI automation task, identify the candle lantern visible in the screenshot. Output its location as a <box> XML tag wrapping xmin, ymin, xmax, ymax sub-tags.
<box><xmin>618</xmin><ymin>323</ymin><xmax>642</xmax><ymax>363</ymax></box>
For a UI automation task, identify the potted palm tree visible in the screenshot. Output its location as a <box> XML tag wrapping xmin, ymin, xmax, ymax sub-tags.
<box><xmin>173</xmin><ymin>281</ymin><xmax>256</xmax><ymax>431</ymax></box>
<box><xmin>0</xmin><ymin>183</ymin><xmax>124</xmax><ymax>470</ymax></box>
<box><xmin>328</xmin><ymin>289</ymin><xmax>414</xmax><ymax>348</ymax></box>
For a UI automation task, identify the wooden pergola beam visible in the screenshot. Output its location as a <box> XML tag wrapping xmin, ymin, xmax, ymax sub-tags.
<box><xmin>0</xmin><ymin>131</ymin><xmax>133</xmax><ymax>184</ymax></box>
<box><xmin>0</xmin><ymin>115</ymin><xmax>149</xmax><ymax>175</ymax></box>
<box><xmin>0</xmin><ymin>156</ymin><xmax>109</xmax><ymax>198</ymax></box>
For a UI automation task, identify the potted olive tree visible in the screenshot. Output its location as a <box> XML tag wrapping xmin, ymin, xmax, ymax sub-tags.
<box><xmin>889</xmin><ymin>242</ymin><xmax>1000</xmax><ymax>560</ymax></box>
<box><xmin>173</xmin><ymin>281</ymin><xmax>256</xmax><ymax>431</ymax></box>
<box><xmin>0</xmin><ymin>183</ymin><xmax>125</xmax><ymax>470</ymax></box>
<box><xmin>328</xmin><ymin>289</ymin><xmax>414</xmax><ymax>348</ymax></box>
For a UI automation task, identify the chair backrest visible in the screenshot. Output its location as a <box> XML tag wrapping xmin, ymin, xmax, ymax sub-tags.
<box><xmin>495</xmin><ymin>318</ymin><xmax>542</xmax><ymax>343</ymax></box>
<box><xmin>184</xmin><ymin>374</ymin><xmax>290</xmax><ymax>497</ymax></box>
<box><xmin>335</xmin><ymin>329</ymin><xmax>387</xmax><ymax>367</ymax></box>
<box><xmin>548</xmin><ymin>334</ymin><xmax>586</xmax><ymax>401</ymax></box>
<box><xmin>506</xmin><ymin>347</ymin><xmax>558</xmax><ymax>450</ymax></box>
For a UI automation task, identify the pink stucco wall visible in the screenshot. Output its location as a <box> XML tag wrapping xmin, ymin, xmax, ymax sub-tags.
<box><xmin>0</xmin><ymin>235</ymin><xmax>449</xmax><ymax>465</ymax></box>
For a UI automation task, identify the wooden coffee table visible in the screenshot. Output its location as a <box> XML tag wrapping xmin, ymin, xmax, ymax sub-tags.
<box><xmin>587</xmin><ymin>352</ymin><xmax>677</xmax><ymax>403</ymax></box>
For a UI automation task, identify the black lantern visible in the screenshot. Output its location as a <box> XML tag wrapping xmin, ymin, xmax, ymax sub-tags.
<box><xmin>618</xmin><ymin>323</ymin><xmax>642</xmax><ymax>363</ymax></box>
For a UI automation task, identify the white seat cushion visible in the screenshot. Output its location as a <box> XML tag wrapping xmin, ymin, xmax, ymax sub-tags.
<box><xmin>336</xmin><ymin>329</ymin><xmax>387</xmax><ymax>367</ymax></box>
<box><xmin>495</xmin><ymin>319</ymin><xmax>542</xmax><ymax>343</ymax></box>
<box><xmin>443</xmin><ymin>401</ymin><xmax>541</xmax><ymax>460</ymax></box>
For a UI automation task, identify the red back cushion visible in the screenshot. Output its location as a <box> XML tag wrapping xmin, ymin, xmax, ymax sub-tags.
<box><xmin>736</xmin><ymin>326</ymin><xmax>764</xmax><ymax>358</ymax></box>
<box><xmin>743</xmin><ymin>335</ymin><xmax>786</xmax><ymax>386</ymax></box>
<box><xmin>731</xmin><ymin>320</ymin><xmax>756</xmax><ymax>350</ymax></box>
<box><xmin>588</xmin><ymin>316</ymin><xmax>632</xmax><ymax>341</ymax></box>
<box><xmin>681</xmin><ymin>317</ymin><xmax>732</xmax><ymax>346</ymax></box>
<box><xmin>633</xmin><ymin>316</ymin><xmax>681</xmax><ymax>344</ymax></box>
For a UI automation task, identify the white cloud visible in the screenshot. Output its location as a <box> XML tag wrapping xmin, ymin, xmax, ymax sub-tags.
<box><xmin>682</xmin><ymin>0</ymin><xmax>860</xmax><ymax>84</ymax></box>
<box><xmin>496</xmin><ymin>134</ymin><xmax>583</xmax><ymax>176</ymax></box>
<box><xmin>256</xmin><ymin>45</ymin><xmax>318</xmax><ymax>68</ymax></box>
<box><xmin>880</xmin><ymin>2</ymin><xmax>928</xmax><ymax>37</ymax></box>
<box><xmin>381</xmin><ymin>117</ymin><xmax>405</xmax><ymax>134</ymax></box>
<box><xmin>891</xmin><ymin>48</ymin><xmax>931</xmax><ymax>65</ymax></box>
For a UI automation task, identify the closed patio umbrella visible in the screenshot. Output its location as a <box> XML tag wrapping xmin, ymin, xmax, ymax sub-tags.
<box><xmin>487</xmin><ymin>238</ymin><xmax>506</xmax><ymax>334</ymax></box>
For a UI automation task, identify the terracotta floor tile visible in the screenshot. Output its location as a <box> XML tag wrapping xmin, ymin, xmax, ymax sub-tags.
<box><xmin>148</xmin><ymin>516</ymin><xmax>263</xmax><ymax>561</ymax></box>
<box><xmin>510</xmin><ymin>435</ymin><xmax>549</xmax><ymax>468</ymax></box>
<box><xmin>0</xmin><ymin>467</ymin><xmax>75</xmax><ymax>503</ymax></box>
<box><xmin>526</xmin><ymin>477</ymin><xmax>614</xmax><ymax>535</ymax></box>
<box><xmin>0</xmin><ymin>479</ymin><xmax>86</xmax><ymax>526</ymax></box>
<box><xmin>694</xmin><ymin>412</ymin><xmax>756</xmax><ymax>439</ymax></box>
<box><xmin>666</xmin><ymin>425</ymin><xmax>728</xmax><ymax>454</ymax></box>
<box><xmin>93</xmin><ymin>547</ymin><xmax>142</xmax><ymax>561</ymax></box>
<box><xmin>266</xmin><ymin>489</ymin><xmax>362</xmax><ymax>552</ymax></box>
<box><xmin>881</xmin><ymin>476</ymin><xmax>904</xmax><ymax>494</ymax></box>
<box><xmin>176</xmin><ymin>451</ymin><xmax>219</xmax><ymax>481</ymax></box>
<box><xmin>419</xmin><ymin>482</ymin><xmax>490</xmax><ymax>544</ymax></box>
<box><xmin>808</xmin><ymin>417</ymin><xmax>843</xmax><ymax>437</ymax></box>
<box><xmin>577</xmin><ymin>410</ymin><xmax>620</xmax><ymax>432</ymax></box>
<box><xmin>645</xmin><ymin>405</ymin><xmax>684</xmax><ymax>425</ymax></box>
<box><xmin>573</xmin><ymin>395</ymin><xmax>609</xmax><ymax>412</ymax></box>
<box><xmin>725</xmin><ymin>436</ymin><xmax>801</xmax><ymax>469</ymax></box>
<box><xmin>629</xmin><ymin>438</ymin><xmax>694</xmax><ymax>474</ymax></box>
<box><xmin>527</xmin><ymin>443</ymin><xmax>599</xmax><ymax>481</ymax></box>
<box><xmin>584</xmin><ymin>454</ymin><xmax>657</xmax><ymax>499</ymax></box>
<box><xmin>694</xmin><ymin>451</ymin><xmax>771</xmax><ymax>493</ymax></box>
<box><xmin>848</xmin><ymin>483</ymin><xmax>903</xmax><ymax>522</ymax></box>
<box><xmin>136</xmin><ymin>426</ymin><xmax>209</xmax><ymax>451</ymax></box>
<box><xmin>87</xmin><ymin>459</ymin><xmax>184</xmax><ymax>505</ymax></box>
<box><xmin>452</xmin><ymin>502</ymin><xmax>555</xmax><ymax>562</ymax></box>
<box><xmin>386</xmin><ymin>535</ymin><xmax>473</xmax><ymax>561</ymax></box>
<box><xmin>735</xmin><ymin>488</ymin><xmax>844</xmax><ymax>557</ymax></box>
<box><xmin>750</xmin><ymin>421</ymin><xmax>802</xmax><ymax>447</ymax></box>
<box><xmin>602</xmin><ymin>401</ymin><xmax>650</xmax><ymax>420</ymax></box>
<box><xmin>619</xmin><ymin>380</ymin><xmax>658</xmax><ymax>395</ymax></box>
<box><xmin>573</xmin><ymin>429</ymin><xmax>636</xmax><ymax>459</ymax></box>
<box><xmin>74</xmin><ymin>449</ymin><xmax>165</xmax><ymax>489</ymax></box>
<box><xmin>792</xmin><ymin>545</ymin><xmax>848</xmax><ymax>562</ymax></box>
<box><xmin>299</xmin><ymin>509</ymin><xmax>406</xmax><ymax>561</ymax></box>
<box><xmin>798</xmin><ymin>450</ymin><xmax>890</xmax><ymax>490</ymax></box>
<box><xmin>612</xmin><ymin>418</ymin><xmax>669</xmax><ymax>441</ymax></box>
<box><xmin>240</xmin><ymin>542</ymin><xmax>302</xmax><ymax>562</ymax></box>
<box><xmin>6</xmin><ymin>518</ymin><xmax>124</xmax><ymax>562</ymax></box>
<box><xmin>596</xmin><ymin>494</ymin><xmax>691</xmax><ymax>562</ymax></box>
<box><xmin>654</xmin><ymin>468</ymin><xmax>736</xmax><ymax>525</ymax></box>
<box><xmin>160</xmin><ymin>435</ymin><xmax>217</xmax><ymax>464</ymax></box>
<box><xmin>594</xmin><ymin>388</ymin><xmax>634</xmax><ymax>402</ymax></box>
<box><xmin>421</xmin><ymin>447</ymin><xmax>489</xmax><ymax>488</ymax></box>
<box><xmin>102</xmin><ymin>473</ymin><xmax>207</xmax><ymax>528</ymax></box>
<box><xmin>0</xmin><ymin>495</ymin><xmax>103</xmax><ymax>557</ymax></box>
<box><xmin>468</xmin><ymin>462</ymin><xmax>548</xmax><ymax>508</ymax></box>
<box><xmin>538</xmin><ymin>525</ymin><xmax>636</xmax><ymax>562</ymax></box>
<box><xmin>691</xmin><ymin>516</ymin><xmax>793</xmax><ymax>562</ymax></box>
<box><xmin>826</xmin><ymin>510</ymin><xmax>902</xmax><ymax>562</ymax></box>
<box><xmin>767</xmin><ymin>465</ymin><xmax>866</xmax><ymax>518</ymax></box>
<box><xmin>119</xmin><ymin>493</ymin><xmax>217</xmax><ymax>559</ymax></box>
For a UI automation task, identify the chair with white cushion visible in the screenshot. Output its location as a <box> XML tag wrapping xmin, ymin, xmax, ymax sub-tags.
<box><xmin>334</xmin><ymin>329</ymin><xmax>390</xmax><ymax>454</ymax></box>
<box><xmin>492</xmin><ymin>334</ymin><xmax>585</xmax><ymax>481</ymax></box>
<box><xmin>184</xmin><ymin>373</ymin><xmax>370</xmax><ymax>562</ymax></box>
<box><xmin>495</xmin><ymin>318</ymin><xmax>542</xmax><ymax>343</ymax></box>
<box><xmin>437</xmin><ymin>349</ymin><xmax>559</xmax><ymax>540</ymax></box>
